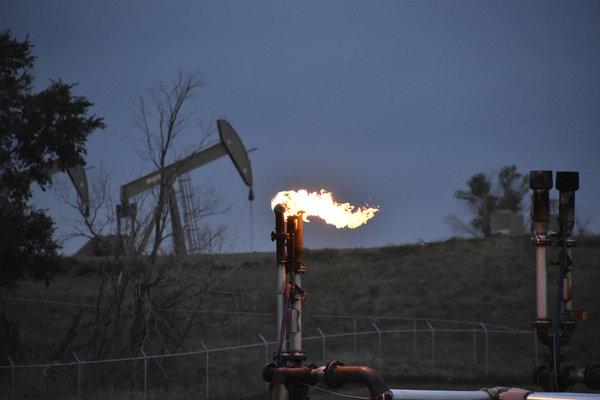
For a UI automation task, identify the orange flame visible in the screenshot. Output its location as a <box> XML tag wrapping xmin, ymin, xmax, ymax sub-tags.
<box><xmin>271</xmin><ymin>189</ymin><xmax>379</xmax><ymax>228</ymax></box>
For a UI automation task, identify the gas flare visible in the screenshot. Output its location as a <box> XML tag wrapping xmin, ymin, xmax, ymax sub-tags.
<box><xmin>271</xmin><ymin>189</ymin><xmax>379</xmax><ymax>228</ymax></box>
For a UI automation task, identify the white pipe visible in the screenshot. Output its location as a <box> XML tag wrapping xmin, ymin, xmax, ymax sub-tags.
<box><xmin>291</xmin><ymin>272</ymin><xmax>302</xmax><ymax>354</ymax></box>
<box><xmin>387</xmin><ymin>389</ymin><xmax>492</xmax><ymax>400</ymax></box>
<box><xmin>536</xmin><ymin>245</ymin><xmax>548</xmax><ymax>320</ymax></box>
<box><xmin>276</xmin><ymin>261</ymin><xmax>287</xmax><ymax>353</ymax></box>
<box><xmin>527</xmin><ymin>393</ymin><xmax>600</xmax><ymax>400</ymax></box>
<box><xmin>387</xmin><ymin>390</ymin><xmax>600</xmax><ymax>400</ymax></box>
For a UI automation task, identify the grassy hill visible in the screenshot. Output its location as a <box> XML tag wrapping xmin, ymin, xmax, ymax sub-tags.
<box><xmin>2</xmin><ymin>235</ymin><xmax>599</xmax><ymax>398</ymax></box>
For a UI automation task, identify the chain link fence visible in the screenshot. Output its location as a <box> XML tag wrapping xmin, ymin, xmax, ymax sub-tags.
<box><xmin>0</xmin><ymin>310</ymin><xmax>536</xmax><ymax>400</ymax></box>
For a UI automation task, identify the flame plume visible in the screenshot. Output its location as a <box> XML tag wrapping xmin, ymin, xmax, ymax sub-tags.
<box><xmin>271</xmin><ymin>189</ymin><xmax>379</xmax><ymax>228</ymax></box>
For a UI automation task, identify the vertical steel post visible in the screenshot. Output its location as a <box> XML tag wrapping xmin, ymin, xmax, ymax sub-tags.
<box><xmin>236</xmin><ymin>310</ymin><xmax>240</xmax><ymax>346</ymax></box>
<box><xmin>317</xmin><ymin>327</ymin><xmax>326</xmax><ymax>364</ymax></box>
<box><xmin>259</xmin><ymin>334</ymin><xmax>269</xmax><ymax>363</ymax></box>
<box><xmin>373</xmin><ymin>323</ymin><xmax>382</xmax><ymax>371</ymax></box>
<box><xmin>414</xmin><ymin>319</ymin><xmax>417</xmax><ymax>358</ymax></box>
<box><xmin>201</xmin><ymin>342</ymin><xmax>209</xmax><ymax>399</ymax></box>
<box><xmin>473</xmin><ymin>325</ymin><xmax>477</xmax><ymax>365</ymax></box>
<box><xmin>73</xmin><ymin>352</ymin><xmax>82</xmax><ymax>400</ymax></box>
<box><xmin>354</xmin><ymin>318</ymin><xmax>357</xmax><ymax>356</ymax></box>
<box><xmin>140</xmin><ymin>348</ymin><xmax>147</xmax><ymax>400</ymax></box>
<box><xmin>8</xmin><ymin>356</ymin><xmax>14</xmax><ymax>400</ymax></box>
<box><xmin>427</xmin><ymin>322</ymin><xmax>435</xmax><ymax>375</ymax></box>
<box><xmin>480</xmin><ymin>322</ymin><xmax>488</xmax><ymax>377</ymax></box>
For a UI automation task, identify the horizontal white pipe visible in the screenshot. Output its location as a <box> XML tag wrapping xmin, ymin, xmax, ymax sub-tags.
<box><xmin>388</xmin><ymin>389</ymin><xmax>492</xmax><ymax>400</ymax></box>
<box><xmin>387</xmin><ymin>390</ymin><xmax>600</xmax><ymax>400</ymax></box>
<box><xmin>527</xmin><ymin>394</ymin><xmax>600</xmax><ymax>400</ymax></box>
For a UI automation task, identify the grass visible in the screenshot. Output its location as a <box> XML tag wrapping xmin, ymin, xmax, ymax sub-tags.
<box><xmin>2</xmin><ymin>235</ymin><xmax>600</xmax><ymax>399</ymax></box>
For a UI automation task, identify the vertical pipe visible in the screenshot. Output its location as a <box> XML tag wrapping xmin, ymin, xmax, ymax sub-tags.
<box><xmin>530</xmin><ymin>170</ymin><xmax>553</xmax><ymax>323</ymax></box>
<box><xmin>292</xmin><ymin>271</ymin><xmax>302</xmax><ymax>355</ymax></box>
<box><xmin>276</xmin><ymin>262</ymin><xmax>287</xmax><ymax>355</ymax></box>
<box><xmin>536</xmin><ymin>245</ymin><xmax>548</xmax><ymax>320</ymax></box>
<box><xmin>534</xmin><ymin>328</ymin><xmax>538</xmax><ymax>365</ymax></box>
<box><xmin>556</xmin><ymin>171</ymin><xmax>578</xmax><ymax>322</ymax></box>
<box><xmin>289</xmin><ymin>214</ymin><xmax>304</xmax><ymax>358</ymax></box>
<box><xmin>273</xmin><ymin>206</ymin><xmax>287</xmax><ymax>356</ymax></box>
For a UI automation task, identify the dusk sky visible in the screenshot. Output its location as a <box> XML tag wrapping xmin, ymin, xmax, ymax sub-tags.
<box><xmin>3</xmin><ymin>1</ymin><xmax>600</xmax><ymax>255</ymax></box>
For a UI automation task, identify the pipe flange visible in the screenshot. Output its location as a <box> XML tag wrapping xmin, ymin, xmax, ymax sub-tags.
<box><xmin>324</xmin><ymin>360</ymin><xmax>344</xmax><ymax>390</ymax></box>
<box><xmin>262</xmin><ymin>362</ymin><xmax>277</xmax><ymax>382</ymax></box>
<box><xmin>585</xmin><ymin>363</ymin><xmax>600</xmax><ymax>390</ymax></box>
<box><xmin>532</xmin><ymin>319</ymin><xmax>553</xmax><ymax>328</ymax></box>
<box><xmin>531</xmin><ymin>236</ymin><xmax>552</xmax><ymax>246</ymax></box>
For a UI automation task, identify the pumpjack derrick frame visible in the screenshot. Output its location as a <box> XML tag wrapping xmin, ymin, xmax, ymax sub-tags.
<box><xmin>116</xmin><ymin>120</ymin><xmax>254</xmax><ymax>255</ymax></box>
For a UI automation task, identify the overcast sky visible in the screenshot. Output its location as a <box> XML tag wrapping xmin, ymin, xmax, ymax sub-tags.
<box><xmin>3</xmin><ymin>1</ymin><xmax>600</xmax><ymax>255</ymax></box>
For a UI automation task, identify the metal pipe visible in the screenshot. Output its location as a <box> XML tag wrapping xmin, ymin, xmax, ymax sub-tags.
<box><xmin>536</xmin><ymin>245</ymin><xmax>548</xmax><ymax>320</ymax></box>
<box><xmin>292</xmin><ymin>270</ymin><xmax>303</xmax><ymax>356</ymax></box>
<box><xmin>319</xmin><ymin>361</ymin><xmax>390</xmax><ymax>399</ymax></box>
<box><xmin>526</xmin><ymin>393</ymin><xmax>600</xmax><ymax>400</ymax></box>
<box><xmin>387</xmin><ymin>389</ymin><xmax>492</xmax><ymax>400</ymax></box>
<box><xmin>556</xmin><ymin>171</ymin><xmax>579</xmax><ymax>323</ymax></box>
<box><xmin>530</xmin><ymin>171</ymin><xmax>553</xmax><ymax>323</ymax></box>
<box><xmin>272</xmin><ymin>205</ymin><xmax>288</xmax><ymax>357</ymax></box>
<box><xmin>387</xmin><ymin>390</ymin><xmax>600</xmax><ymax>400</ymax></box>
<box><xmin>291</xmin><ymin>215</ymin><xmax>304</xmax><ymax>358</ymax></box>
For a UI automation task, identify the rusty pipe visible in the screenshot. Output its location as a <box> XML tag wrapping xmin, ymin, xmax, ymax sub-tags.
<box><xmin>320</xmin><ymin>361</ymin><xmax>390</xmax><ymax>399</ymax></box>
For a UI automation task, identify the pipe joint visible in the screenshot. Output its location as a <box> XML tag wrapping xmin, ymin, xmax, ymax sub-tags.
<box><xmin>584</xmin><ymin>364</ymin><xmax>600</xmax><ymax>390</ymax></box>
<box><xmin>324</xmin><ymin>361</ymin><xmax>390</xmax><ymax>398</ymax></box>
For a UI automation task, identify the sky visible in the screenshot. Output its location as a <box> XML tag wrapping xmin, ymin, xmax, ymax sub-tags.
<box><xmin>3</xmin><ymin>1</ymin><xmax>600</xmax><ymax>255</ymax></box>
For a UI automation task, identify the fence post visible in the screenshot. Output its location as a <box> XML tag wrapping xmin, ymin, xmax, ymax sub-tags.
<box><xmin>237</xmin><ymin>311</ymin><xmax>240</xmax><ymax>346</ymax></box>
<box><xmin>353</xmin><ymin>318</ymin><xmax>357</xmax><ymax>356</ymax></box>
<box><xmin>73</xmin><ymin>352</ymin><xmax>82</xmax><ymax>400</ymax></box>
<box><xmin>259</xmin><ymin>334</ymin><xmax>269</xmax><ymax>363</ymax></box>
<box><xmin>140</xmin><ymin>348</ymin><xmax>148</xmax><ymax>400</ymax></box>
<box><xmin>372</xmin><ymin>323</ymin><xmax>382</xmax><ymax>371</ymax></box>
<box><xmin>473</xmin><ymin>324</ymin><xmax>477</xmax><ymax>365</ymax></box>
<box><xmin>480</xmin><ymin>322</ymin><xmax>488</xmax><ymax>377</ymax></box>
<box><xmin>8</xmin><ymin>356</ymin><xmax>14</xmax><ymax>400</ymax></box>
<box><xmin>413</xmin><ymin>319</ymin><xmax>417</xmax><ymax>358</ymax></box>
<box><xmin>426</xmin><ymin>322</ymin><xmax>435</xmax><ymax>375</ymax></box>
<box><xmin>317</xmin><ymin>327</ymin><xmax>326</xmax><ymax>364</ymax></box>
<box><xmin>201</xmin><ymin>342</ymin><xmax>209</xmax><ymax>399</ymax></box>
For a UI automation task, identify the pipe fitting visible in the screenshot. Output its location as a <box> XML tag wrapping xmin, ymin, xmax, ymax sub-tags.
<box><xmin>584</xmin><ymin>364</ymin><xmax>600</xmax><ymax>390</ymax></box>
<box><xmin>323</xmin><ymin>361</ymin><xmax>390</xmax><ymax>398</ymax></box>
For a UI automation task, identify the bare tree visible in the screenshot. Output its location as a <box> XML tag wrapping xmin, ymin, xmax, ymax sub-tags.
<box><xmin>129</xmin><ymin>69</ymin><xmax>217</xmax><ymax>261</ymax></box>
<box><xmin>50</xmin><ymin>70</ymin><xmax>239</xmax><ymax>362</ymax></box>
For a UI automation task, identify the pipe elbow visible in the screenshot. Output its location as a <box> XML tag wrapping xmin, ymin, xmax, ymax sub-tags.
<box><xmin>324</xmin><ymin>361</ymin><xmax>390</xmax><ymax>398</ymax></box>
